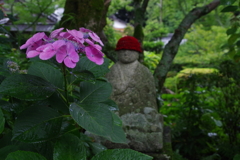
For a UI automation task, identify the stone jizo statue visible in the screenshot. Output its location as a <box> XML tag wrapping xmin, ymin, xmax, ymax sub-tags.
<box><xmin>104</xmin><ymin>36</ymin><xmax>164</xmax><ymax>153</ymax></box>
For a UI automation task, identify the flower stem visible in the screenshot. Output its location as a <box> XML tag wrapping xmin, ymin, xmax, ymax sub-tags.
<box><xmin>62</xmin><ymin>63</ymin><xmax>70</xmax><ymax>106</ymax></box>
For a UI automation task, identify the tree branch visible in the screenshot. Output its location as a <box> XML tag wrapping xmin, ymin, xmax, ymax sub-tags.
<box><xmin>153</xmin><ymin>0</ymin><xmax>220</xmax><ymax>92</ymax></box>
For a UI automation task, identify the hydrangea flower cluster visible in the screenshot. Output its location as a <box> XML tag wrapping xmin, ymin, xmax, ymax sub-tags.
<box><xmin>20</xmin><ymin>28</ymin><xmax>104</xmax><ymax>68</ymax></box>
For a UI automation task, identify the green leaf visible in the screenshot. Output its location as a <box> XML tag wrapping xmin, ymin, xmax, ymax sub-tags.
<box><xmin>88</xmin><ymin>142</ymin><xmax>107</xmax><ymax>155</ymax></box>
<box><xmin>233</xmin><ymin>154</ymin><xmax>240</xmax><ymax>160</ymax></box>
<box><xmin>53</xmin><ymin>134</ymin><xmax>88</xmax><ymax>160</ymax></box>
<box><xmin>71</xmin><ymin>70</ymin><xmax>95</xmax><ymax>85</ymax></box>
<box><xmin>101</xmin><ymin>99</ymin><xmax>119</xmax><ymax>111</ymax></box>
<box><xmin>5</xmin><ymin>150</ymin><xmax>47</xmax><ymax>160</ymax></box>
<box><xmin>33</xmin><ymin>141</ymin><xmax>54</xmax><ymax>160</ymax></box>
<box><xmin>228</xmin><ymin>34</ymin><xmax>239</xmax><ymax>45</ymax></box>
<box><xmin>108</xmin><ymin>112</ymin><xmax>127</xmax><ymax>142</ymax></box>
<box><xmin>0</xmin><ymin>74</ymin><xmax>56</xmax><ymax>101</ymax></box>
<box><xmin>228</xmin><ymin>48</ymin><xmax>236</xmax><ymax>58</ymax></box>
<box><xmin>0</xmin><ymin>10</ymin><xmax>4</xmax><ymax>20</ymax></box>
<box><xmin>0</xmin><ymin>37</ymin><xmax>13</xmax><ymax>43</ymax></box>
<box><xmin>91</xmin><ymin>149</ymin><xmax>153</xmax><ymax>160</ymax></box>
<box><xmin>0</xmin><ymin>145</ymin><xmax>18</xmax><ymax>160</ymax></box>
<box><xmin>74</xmin><ymin>57</ymin><xmax>109</xmax><ymax>78</ymax></box>
<box><xmin>28</xmin><ymin>62</ymin><xmax>64</xmax><ymax>89</ymax></box>
<box><xmin>12</xmin><ymin>106</ymin><xmax>62</xmax><ymax>142</ymax></box>
<box><xmin>220</xmin><ymin>0</ymin><xmax>237</xmax><ymax>5</ymax></box>
<box><xmin>236</xmin><ymin>40</ymin><xmax>240</xmax><ymax>47</ymax></box>
<box><xmin>79</xmin><ymin>80</ymin><xmax>112</xmax><ymax>103</ymax></box>
<box><xmin>70</xmin><ymin>103</ymin><xmax>127</xmax><ymax>143</ymax></box>
<box><xmin>221</xmin><ymin>5</ymin><xmax>238</xmax><ymax>12</ymax></box>
<box><xmin>213</xmin><ymin>119</ymin><xmax>222</xmax><ymax>127</ymax></box>
<box><xmin>226</xmin><ymin>27</ymin><xmax>237</xmax><ymax>35</ymax></box>
<box><xmin>48</xmin><ymin>93</ymin><xmax>69</xmax><ymax>114</ymax></box>
<box><xmin>0</xmin><ymin>108</ymin><xmax>4</xmax><ymax>134</ymax></box>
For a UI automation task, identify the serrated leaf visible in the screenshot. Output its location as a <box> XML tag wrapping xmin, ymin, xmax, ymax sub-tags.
<box><xmin>221</xmin><ymin>5</ymin><xmax>238</xmax><ymax>12</ymax></box>
<box><xmin>53</xmin><ymin>134</ymin><xmax>88</xmax><ymax>160</ymax></box>
<box><xmin>12</xmin><ymin>106</ymin><xmax>62</xmax><ymax>142</ymax></box>
<box><xmin>91</xmin><ymin>149</ymin><xmax>153</xmax><ymax>160</ymax></box>
<box><xmin>0</xmin><ymin>74</ymin><xmax>56</xmax><ymax>101</ymax></box>
<box><xmin>28</xmin><ymin>62</ymin><xmax>64</xmax><ymax>89</ymax></box>
<box><xmin>70</xmin><ymin>103</ymin><xmax>127</xmax><ymax>143</ymax></box>
<box><xmin>5</xmin><ymin>150</ymin><xmax>47</xmax><ymax>160</ymax></box>
<box><xmin>74</xmin><ymin>57</ymin><xmax>109</xmax><ymax>78</ymax></box>
<box><xmin>79</xmin><ymin>80</ymin><xmax>112</xmax><ymax>103</ymax></box>
<box><xmin>0</xmin><ymin>108</ymin><xmax>4</xmax><ymax>134</ymax></box>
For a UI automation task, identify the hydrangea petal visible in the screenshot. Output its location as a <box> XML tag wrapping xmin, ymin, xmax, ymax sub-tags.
<box><xmin>20</xmin><ymin>32</ymin><xmax>46</xmax><ymax>50</ymax></box>
<box><xmin>67</xmin><ymin>29</ymin><xmax>84</xmax><ymax>44</ymax></box>
<box><xmin>89</xmin><ymin>32</ymin><xmax>103</xmax><ymax>46</ymax></box>
<box><xmin>66</xmin><ymin>42</ymin><xmax>79</xmax><ymax>61</ymax></box>
<box><xmin>64</xmin><ymin>57</ymin><xmax>76</xmax><ymax>68</ymax></box>
<box><xmin>52</xmin><ymin>40</ymin><xmax>66</xmax><ymax>49</ymax></box>
<box><xmin>79</xmin><ymin>27</ymin><xmax>91</xmax><ymax>32</ymax></box>
<box><xmin>50</xmin><ymin>28</ymin><xmax>64</xmax><ymax>38</ymax></box>
<box><xmin>26</xmin><ymin>50</ymin><xmax>41</xmax><ymax>58</ymax></box>
<box><xmin>26</xmin><ymin>40</ymin><xmax>44</xmax><ymax>53</ymax></box>
<box><xmin>56</xmin><ymin>45</ymin><xmax>67</xmax><ymax>63</ymax></box>
<box><xmin>39</xmin><ymin>46</ymin><xmax>56</xmax><ymax>60</ymax></box>
<box><xmin>85</xmin><ymin>46</ymin><xmax>104</xmax><ymax>65</ymax></box>
<box><xmin>69</xmin><ymin>51</ymin><xmax>79</xmax><ymax>63</ymax></box>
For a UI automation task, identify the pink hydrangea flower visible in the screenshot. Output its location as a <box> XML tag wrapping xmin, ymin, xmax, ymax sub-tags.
<box><xmin>79</xmin><ymin>27</ymin><xmax>104</xmax><ymax>46</ymax></box>
<box><xmin>20</xmin><ymin>32</ymin><xmax>47</xmax><ymax>53</ymax></box>
<box><xmin>79</xmin><ymin>27</ymin><xmax>91</xmax><ymax>33</ymax></box>
<box><xmin>56</xmin><ymin>42</ymin><xmax>79</xmax><ymax>68</ymax></box>
<box><xmin>67</xmin><ymin>29</ymin><xmax>84</xmax><ymax>44</ymax></box>
<box><xmin>50</xmin><ymin>28</ymin><xmax>64</xmax><ymax>39</ymax></box>
<box><xmin>85</xmin><ymin>39</ymin><xmax>104</xmax><ymax>65</ymax></box>
<box><xmin>39</xmin><ymin>40</ymin><xmax>66</xmax><ymax>60</ymax></box>
<box><xmin>20</xmin><ymin>28</ymin><xmax>104</xmax><ymax>68</ymax></box>
<box><xmin>89</xmin><ymin>32</ymin><xmax>104</xmax><ymax>46</ymax></box>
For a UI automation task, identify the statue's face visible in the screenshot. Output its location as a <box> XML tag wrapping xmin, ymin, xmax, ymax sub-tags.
<box><xmin>117</xmin><ymin>50</ymin><xmax>139</xmax><ymax>63</ymax></box>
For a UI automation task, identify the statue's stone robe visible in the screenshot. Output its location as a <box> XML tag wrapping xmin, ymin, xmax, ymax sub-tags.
<box><xmin>104</xmin><ymin>60</ymin><xmax>164</xmax><ymax>152</ymax></box>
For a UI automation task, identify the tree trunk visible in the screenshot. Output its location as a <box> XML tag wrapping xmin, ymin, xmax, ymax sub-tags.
<box><xmin>59</xmin><ymin>0</ymin><xmax>111</xmax><ymax>37</ymax></box>
<box><xmin>59</xmin><ymin>0</ymin><xmax>114</xmax><ymax>60</ymax></box>
<box><xmin>153</xmin><ymin>0</ymin><xmax>220</xmax><ymax>92</ymax></box>
<box><xmin>133</xmin><ymin>0</ymin><xmax>150</xmax><ymax>63</ymax></box>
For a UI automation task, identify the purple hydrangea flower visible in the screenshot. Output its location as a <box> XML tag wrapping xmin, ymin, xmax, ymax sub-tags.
<box><xmin>50</xmin><ymin>28</ymin><xmax>64</xmax><ymax>39</ymax></box>
<box><xmin>56</xmin><ymin>42</ymin><xmax>79</xmax><ymax>68</ymax></box>
<box><xmin>20</xmin><ymin>32</ymin><xmax>47</xmax><ymax>53</ymax></box>
<box><xmin>85</xmin><ymin>39</ymin><xmax>104</xmax><ymax>65</ymax></box>
<box><xmin>20</xmin><ymin>28</ymin><xmax>104</xmax><ymax>68</ymax></box>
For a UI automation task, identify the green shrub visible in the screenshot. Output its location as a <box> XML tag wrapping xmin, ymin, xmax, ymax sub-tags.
<box><xmin>143</xmin><ymin>41</ymin><xmax>164</xmax><ymax>53</ymax></box>
<box><xmin>143</xmin><ymin>51</ymin><xmax>161</xmax><ymax>73</ymax></box>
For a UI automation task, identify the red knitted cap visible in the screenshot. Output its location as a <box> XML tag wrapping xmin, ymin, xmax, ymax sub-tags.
<box><xmin>115</xmin><ymin>36</ymin><xmax>142</xmax><ymax>53</ymax></box>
